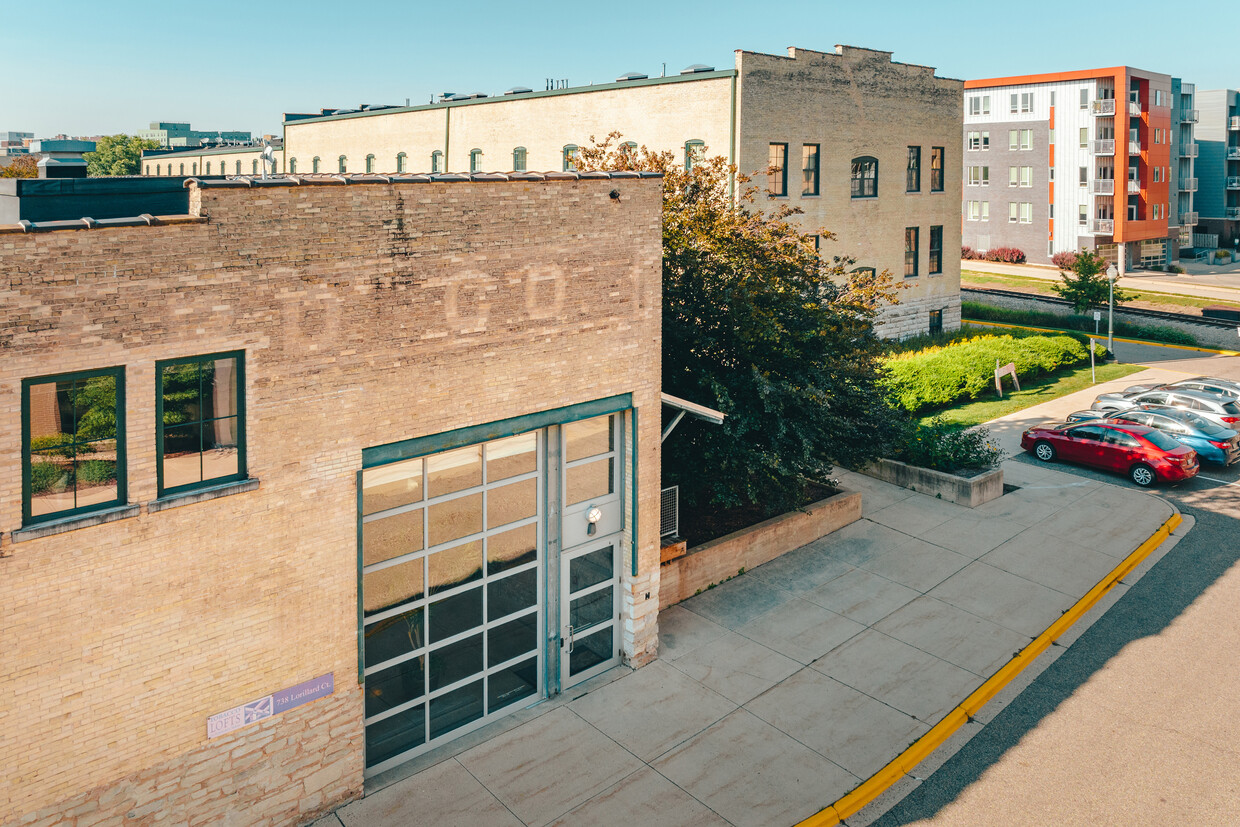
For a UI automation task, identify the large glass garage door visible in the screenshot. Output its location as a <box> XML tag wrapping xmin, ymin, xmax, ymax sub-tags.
<box><xmin>360</xmin><ymin>432</ymin><xmax>544</xmax><ymax>774</ymax></box>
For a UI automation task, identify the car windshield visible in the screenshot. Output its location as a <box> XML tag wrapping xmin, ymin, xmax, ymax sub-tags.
<box><xmin>1141</xmin><ymin>429</ymin><xmax>1184</xmax><ymax>451</ymax></box>
<box><xmin>1224</xmin><ymin>402</ymin><xmax>1240</xmax><ymax>415</ymax></box>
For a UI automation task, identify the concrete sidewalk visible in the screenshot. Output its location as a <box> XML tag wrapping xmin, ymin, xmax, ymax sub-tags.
<box><xmin>311</xmin><ymin>461</ymin><xmax>1177</xmax><ymax>827</ymax></box>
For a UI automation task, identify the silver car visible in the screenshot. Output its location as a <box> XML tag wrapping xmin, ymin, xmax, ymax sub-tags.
<box><xmin>1092</xmin><ymin>387</ymin><xmax>1240</xmax><ymax>430</ymax></box>
<box><xmin>1123</xmin><ymin>376</ymin><xmax>1240</xmax><ymax>400</ymax></box>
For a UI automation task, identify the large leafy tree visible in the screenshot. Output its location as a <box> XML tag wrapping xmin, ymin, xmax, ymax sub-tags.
<box><xmin>576</xmin><ymin>134</ymin><xmax>905</xmax><ymax>515</ymax></box>
<box><xmin>1052</xmin><ymin>249</ymin><xmax>1129</xmax><ymax>313</ymax></box>
<box><xmin>84</xmin><ymin>135</ymin><xmax>159</xmax><ymax>177</ymax></box>
<box><xmin>0</xmin><ymin>155</ymin><xmax>38</xmax><ymax>178</ymax></box>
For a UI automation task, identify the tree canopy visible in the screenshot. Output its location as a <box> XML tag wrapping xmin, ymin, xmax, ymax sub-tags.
<box><xmin>0</xmin><ymin>155</ymin><xmax>38</xmax><ymax>178</ymax></box>
<box><xmin>575</xmin><ymin>134</ymin><xmax>905</xmax><ymax>515</ymax></box>
<box><xmin>84</xmin><ymin>135</ymin><xmax>159</xmax><ymax>177</ymax></box>
<box><xmin>1052</xmin><ymin>249</ymin><xmax>1129</xmax><ymax>314</ymax></box>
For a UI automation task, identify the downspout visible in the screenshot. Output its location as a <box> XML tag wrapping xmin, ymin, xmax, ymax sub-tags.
<box><xmin>729</xmin><ymin>71</ymin><xmax>738</xmax><ymax>201</ymax></box>
<box><xmin>444</xmin><ymin>105</ymin><xmax>451</xmax><ymax>172</ymax></box>
<box><xmin>631</xmin><ymin>407</ymin><xmax>639</xmax><ymax>578</ymax></box>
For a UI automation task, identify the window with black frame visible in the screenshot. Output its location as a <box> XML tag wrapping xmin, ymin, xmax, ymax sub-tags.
<box><xmin>22</xmin><ymin>367</ymin><xmax>126</xmax><ymax>524</ymax></box>
<box><xmin>157</xmin><ymin>352</ymin><xmax>246</xmax><ymax>496</ymax></box>
<box><xmin>929</xmin><ymin>225</ymin><xmax>943</xmax><ymax>274</ymax></box>
<box><xmin>802</xmin><ymin>144</ymin><xmax>819</xmax><ymax>195</ymax></box>
<box><xmin>768</xmin><ymin>143</ymin><xmax>788</xmax><ymax>196</ymax></box>
<box><xmin>906</xmin><ymin>146</ymin><xmax>921</xmax><ymax>192</ymax></box>
<box><xmin>930</xmin><ymin>147</ymin><xmax>944</xmax><ymax>191</ymax></box>
<box><xmin>905</xmin><ymin>227</ymin><xmax>919</xmax><ymax>277</ymax></box>
<box><xmin>851</xmin><ymin>156</ymin><xmax>877</xmax><ymax>198</ymax></box>
<box><xmin>929</xmin><ymin>309</ymin><xmax>943</xmax><ymax>335</ymax></box>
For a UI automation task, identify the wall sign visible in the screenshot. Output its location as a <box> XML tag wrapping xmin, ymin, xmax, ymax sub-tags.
<box><xmin>207</xmin><ymin>673</ymin><xmax>334</xmax><ymax>738</ymax></box>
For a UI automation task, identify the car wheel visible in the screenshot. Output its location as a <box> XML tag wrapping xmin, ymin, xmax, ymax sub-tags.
<box><xmin>1129</xmin><ymin>463</ymin><xmax>1156</xmax><ymax>487</ymax></box>
<box><xmin>1033</xmin><ymin>441</ymin><xmax>1056</xmax><ymax>462</ymax></box>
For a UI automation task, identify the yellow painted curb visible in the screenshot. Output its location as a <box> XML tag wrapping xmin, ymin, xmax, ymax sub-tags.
<box><xmin>963</xmin><ymin>319</ymin><xmax>1240</xmax><ymax>356</ymax></box>
<box><xmin>795</xmin><ymin>510</ymin><xmax>1184</xmax><ymax>827</ymax></box>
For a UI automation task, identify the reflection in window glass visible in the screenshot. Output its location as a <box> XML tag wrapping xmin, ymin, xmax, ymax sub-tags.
<box><xmin>364</xmin><ymin>508</ymin><xmax>424</xmax><ymax>566</ymax></box>
<box><xmin>428</xmin><ymin>493</ymin><xmax>483</xmax><ymax>547</ymax></box>
<box><xmin>364</xmin><ymin>557</ymin><xmax>425</xmax><ymax>616</ymax></box>
<box><xmin>364</xmin><ymin>606</ymin><xmax>424</xmax><ymax>668</ymax></box>
<box><xmin>486</xmin><ymin>432</ymin><xmax>536</xmax><ymax>481</ymax></box>
<box><xmin>427</xmin><ymin>445</ymin><xmax>481</xmax><ymax>496</ymax></box>
<box><xmin>487</xmin><ymin>524</ymin><xmax>537</xmax><ymax>574</ymax></box>
<box><xmin>366</xmin><ymin>655</ymin><xmax>424</xmax><ymax>717</ymax></box>
<box><xmin>565</xmin><ymin>416</ymin><xmax>612</xmax><ymax>461</ymax></box>
<box><xmin>158</xmin><ymin>354</ymin><xmax>243</xmax><ymax>494</ymax></box>
<box><xmin>569</xmin><ymin>545</ymin><xmax>614</xmax><ymax>592</ymax></box>
<box><xmin>428</xmin><ymin>540</ymin><xmax>483</xmax><ymax>595</ymax></box>
<box><xmin>487</xmin><ymin>478</ymin><xmax>536</xmax><ymax>528</ymax></box>
<box><xmin>488</xmin><ymin>657</ymin><xmax>536</xmax><ymax>712</ymax></box>
<box><xmin>487</xmin><ymin>568</ymin><xmax>537</xmax><ymax>620</ymax></box>
<box><xmin>429</xmin><ymin>587</ymin><xmax>482</xmax><ymax>642</ymax></box>
<box><xmin>430</xmin><ymin>680</ymin><xmax>483</xmax><ymax>739</ymax></box>
<box><xmin>566</xmin><ymin>458</ymin><xmax>613</xmax><ymax>505</ymax></box>
<box><xmin>571</xmin><ymin>588</ymin><xmax>612</xmax><ymax>630</ymax></box>
<box><xmin>363</xmin><ymin>457</ymin><xmax>423</xmax><ymax>514</ymax></box>
<box><xmin>488</xmin><ymin>614</ymin><xmax>537</xmax><ymax>666</ymax></box>
<box><xmin>429</xmin><ymin>633</ymin><xmax>483</xmax><ymax>692</ymax></box>
<box><xmin>365</xmin><ymin>702</ymin><xmax>425</xmax><ymax>764</ymax></box>
<box><xmin>570</xmin><ymin>626</ymin><xmax>612</xmax><ymax>675</ymax></box>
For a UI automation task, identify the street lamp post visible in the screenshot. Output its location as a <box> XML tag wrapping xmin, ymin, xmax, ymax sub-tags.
<box><xmin>1106</xmin><ymin>263</ymin><xmax>1119</xmax><ymax>353</ymax></box>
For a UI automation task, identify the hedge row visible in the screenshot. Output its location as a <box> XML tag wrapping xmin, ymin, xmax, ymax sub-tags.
<box><xmin>884</xmin><ymin>333</ymin><xmax>1096</xmax><ymax>414</ymax></box>
<box><xmin>961</xmin><ymin>302</ymin><xmax>1199</xmax><ymax>347</ymax></box>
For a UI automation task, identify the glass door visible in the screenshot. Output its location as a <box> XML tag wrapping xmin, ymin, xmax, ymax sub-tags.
<box><xmin>560</xmin><ymin>537</ymin><xmax>620</xmax><ymax>688</ymax></box>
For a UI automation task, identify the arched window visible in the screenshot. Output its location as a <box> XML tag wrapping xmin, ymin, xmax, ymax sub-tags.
<box><xmin>469</xmin><ymin>148</ymin><xmax>483</xmax><ymax>173</ymax></box>
<box><xmin>338</xmin><ymin>155</ymin><xmax>347</xmax><ymax>173</ymax></box>
<box><xmin>512</xmin><ymin>147</ymin><xmax>527</xmax><ymax>172</ymax></box>
<box><xmin>851</xmin><ymin>156</ymin><xmax>878</xmax><ymax>198</ymax></box>
<box><xmin>192</xmin><ymin>163</ymin><xmax>197</xmax><ymax>175</ymax></box>
<box><xmin>684</xmin><ymin>140</ymin><xmax>705</xmax><ymax>171</ymax></box>
<box><xmin>365</xmin><ymin>154</ymin><xmax>375</xmax><ymax>173</ymax></box>
<box><xmin>312</xmin><ymin>156</ymin><xmax>320</xmax><ymax>173</ymax></box>
<box><xmin>156</xmin><ymin>164</ymin><xmax>161</xmax><ymax>176</ymax></box>
<box><xmin>235</xmin><ymin>160</ymin><xmax>242</xmax><ymax>175</ymax></box>
<box><xmin>179</xmin><ymin>163</ymin><xmax>184</xmax><ymax>175</ymax></box>
<box><xmin>289</xmin><ymin>158</ymin><xmax>297</xmax><ymax>174</ymax></box>
<box><xmin>562</xmin><ymin>144</ymin><xmax>579</xmax><ymax>172</ymax></box>
<box><xmin>252</xmin><ymin>159</ymin><xmax>259</xmax><ymax>174</ymax></box>
<box><xmin>206</xmin><ymin>161</ymin><xmax>212</xmax><ymax>175</ymax></box>
<box><xmin>395</xmin><ymin>152</ymin><xmax>406</xmax><ymax>173</ymax></box>
<box><xmin>431</xmin><ymin>151</ymin><xmax>443</xmax><ymax>173</ymax></box>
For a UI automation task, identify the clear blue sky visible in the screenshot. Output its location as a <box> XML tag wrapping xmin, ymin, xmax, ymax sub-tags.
<box><xmin>3</xmin><ymin>0</ymin><xmax>1234</xmax><ymax>139</ymax></box>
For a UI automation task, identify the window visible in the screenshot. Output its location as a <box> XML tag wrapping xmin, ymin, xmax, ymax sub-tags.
<box><xmin>511</xmin><ymin>147</ymin><xmax>526</xmax><ymax>172</ymax></box>
<box><xmin>366</xmin><ymin>154</ymin><xmax>375</xmax><ymax>173</ymax></box>
<box><xmin>768</xmin><ymin>143</ymin><xmax>788</xmax><ymax>196</ymax></box>
<box><xmin>179</xmin><ymin>163</ymin><xmax>185</xmax><ymax>175</ymax></box>
<box><xmin>967</xmin><ymin>200</ymin><xmax>980</xmax><ymax>221</ymax></box>
<box><xmin>930</xmin><ymin>147</ymin><xmax>944</xmax><ymax>191</ymax></box>
<box><xmin>562</xmin><ymin>144</ymin><xmax>578</xmax><ymax>172</ymax></box>
<box><xmin>206</xmin><ymin>162</ymin><xmax>212</xmax><ymax>175</ymax></box>
<box><xmin>192</xmin><ymin>163</ymin><xmax>198</xmax><ymax>175</ymax></box>
<box><xmin>1048</xmin><ymin>128</ymin><xmax>1054</xmax><ymax>144</ymax></box>
<box><xmin>1020</xmin><ymin>130</ymin><xmax>1032</xmax><ymax>150</ymax></box>
<box><xmin>685</xmin><ymin>140</ymin><xmax>705</xmax><ymax>172</ymax></box>
<box><xmin>395</xmin><ymin>153</ymin><xmax>406</xmax><ymax>173</ymax></box>
<box><xmin>904</xmin><ymin>227</ymin><xmax>919</xmax><ymax>277</ymax></box>
<box><xmin>288</xmin><ymin>158</ymin><xmax>296</xmax><ymax>174</ymax></box>
<box><xmin>929</xmin><ymin>309</ymin><xmax>943</xmax><ymax>335</ymax></box>
<box><xmin>1050</xmin><ymin>91</ymin><xmax>1056</xmax><ymax>107</ymax></box>
<box><xmin>906</xmin><ymin>146</ymin><xmax>921</xmax><ymax>192</ymax></box>
<box><xmin>967</xmin><ymin>165</ymin><xmax>989</xmax><ymax>186</ymax></box>
<box><xmin>1009</xmin><ymin>202</ymin><xmax>1019</xmax><ymax>223</ymax></box>
<box><xmin>1021</xmin><ymin>92</ymin><xmax>1033</xmax><ymax>113</ymax></box>
<box><xmin>929</xmin><ymin>225</ymin><xmax>942</xmax><ymax>274</ymax></box>
<box><xmin>1009</xmin><ymin>130</ymin><xmax>1018</xmax><ymax>151</ymax></box>
<box><xmin>156</xmin><ymin>352</ymin><xmax>245</xmax><ymax>496</ymax></box>
<box><xmin>1020</xmin><ymin>202</ymin><xmax>1032</xmax><ymax>223</ymax></box>
<box><xmin>431</xmin><ymin>151</ymin><xmax>443</xmax><ymax>173</ymax></box>
<box><xmin>1010</xmin><ymin>93</ymin><xmax>1018</xmax><ymax>114</ymax></box>
<box><xmin>252</xmin><ymin>160</ymin><xmax>258</xmax><ymax>174</ymax></box>
<box><xmin>1009</xmin><ymin>166</ymin><xmax>1019</xmax><ymax>187</ymax></box>
<box><xmin>981</xmin><ymin>201</ymin><xmax>989</xmax><ymax>221</ymax></box>
<box><xmin>1080</xmin><ymin>88</ymin><xmax>1089</xmax><ymax>109</ymax></box>
<box><xmin>1079</xmin><ymin>128</ymin><xmax>1088</xmax><ymax>149</ymax></box>
<box><xmin>801</xmin><ymin>144</ymin><xmax>819</xmax><ymax>195</ymax></box>
<box><xmin>312</xmin><ymin>156</ymin><xmax>320</xmax><ymax>173</ymax></box>
<box><xmin>235</xmin><ymin>161</ymin><xmax>241</xmax><ymax>175</ymax></box>
<box><xmin>850</xmin><ymin>156</ymin><xmax>878</xmax><ymax>198</ymax></box>
<box><xmin>156</xmin><ymin>164</ymin><xmax>161</xmax><ymax>176</ymax></box>
<box><xmin>967</xmin><ymin>131</ymin><xmax>981</xmax><ymax>151</ymax></box>
<box><xmin>968</xmin><ymin>95</ymin><xmax>990</xmax><ymax>116</ymax></box>
<box><xmin>338</xmin><ymin>155</ymin><xmax>347</xmax><ymax>173</ymax></box>
<box><xmin>1153</xmin><ymin>166</ymin><xmax>1162</xmax><ymax>183</ymax></box>
<box><xmin>470</xmin><ymin>149</ymin><xmax>483</xmax><ymax>173</ymax></box>
<box><xmin>1020</xmin><ymin>166</ymin><xmax>1032</xmax><ymax>187</ymax></box>
<box><xmin>1154</xmin><ymin>89</ymin><xmax>1165</xmax><ymax>107</ymax></box>
<box><xmin>619</xmin><ymin>141</ymin><xmax>638</xmax><ymax>157</ymax></box>
<box><xmin>22</xmin><ymin>366</ymin><xmax>126</xmax><ymax>524</ymax></box>
<box><xmin>1079</xmin><ymin>166</ymin><xmax>1088</xmax><ymax>185</ymax></box>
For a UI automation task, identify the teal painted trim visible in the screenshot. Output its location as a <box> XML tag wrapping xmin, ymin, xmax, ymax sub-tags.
<box><xmin>283</xmin><ymin>71</ymin><xmax>737</xmax><ymax>127</ymax></box>
<box><xmin>362</xmin><ymin>393</ymin><xmax>634</xmax><ymax>469</ymax></box>
<box><xmin>444</xmin><ymin>107</ymin><xmax>451</xmax><ymax>172</ymax></box>
<box><xmin>631</xmin><ymin>407</ymin><xmax>639</xmax><ymax>578</ymax></box>
<box><xmin>155</xmin><ymin>350</ymin><xmax>247</xmax><ymax>498</ymax></box>
<box><xmin>728</xmin><ymin>73</ymin><xmax>737</xmax><ymax>200</ymax></box>
<box><xmin>356</xmin><ymin>470</ymin><xmax>366</xmax><ymax>689</ymax></box>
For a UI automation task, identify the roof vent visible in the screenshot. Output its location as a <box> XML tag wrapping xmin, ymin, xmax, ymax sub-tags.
<box><xmin>616</xmin><ymin>71</ymin><xmax>648</xmax><ymax>82</ymax></box>
<box><xmin>681</xmin><ymin>64</ymin><xmax>715</xmax><ymax>74</ymax></box>
<box><xmin>470</xmin><ymin>92</ymin><xmax>488</xmax><ymax>99</ymax></box>
<box><xmin>504</xmin><ymin>86</ymin><xmax>533</xmax><ymax>95</ymax></box>
<box><xmin>331</xmin><ymin>108</ymin><xmax>357</xmax><ymax>115</ymax></box>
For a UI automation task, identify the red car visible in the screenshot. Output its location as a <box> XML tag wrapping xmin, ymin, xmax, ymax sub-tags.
<box><xmin>1020</xmin><ymin>421</ymin><xmax>1199</xmax><ymax>487</ymax></box>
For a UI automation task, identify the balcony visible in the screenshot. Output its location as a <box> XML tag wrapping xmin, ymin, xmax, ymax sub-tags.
<box><xmin>1127</xmin><ymin>179</ymin><xmax>1141</xmax><ymax>194</ymax></box>
<box><xmin>1093</xmin><ymin>139</ymin><xmax>1115</xmax><ymax>155</ymax></box>
<box><xmin>1179</xmin><ymin>212</ymin><xmax>1198</xmax><ymax>226</ymax></box>
<box><xmin>1091</xmin><ymin>99</ymin><xmax>1116</xmax><ymax>116</ymax></box>
<box><xmin>1092</xmin><ymin>218</ymin><xmax>1115</xmax><ymax>235</ymax></box>
<box><xmin>1181</xmin><ymin>109</ymin><xmax>1199</xmax><ymax>123</ymax></box>
<box><xmin>1227</xmin><ymin>177</ymin><xmax>1240</xmax><ymax>190</ymax></box>
<box><xmin>1090</xmin><ymin>178</ymin><xmax>1115</xmax><ymax>195</ymax></box>
<box><xmin>1228</xmin><ymin>146</ymin><xmax>1240</xmax><ymax>160</ymax></box>
<box><xmin>1230</xmin><ymin>116</ymin><xmax>1240</xmax><ymax>131</ymax></box>
<box><xmin>1180</xmin><ymin>177</ymin><xmax>1198</xmax><ymax>192</ymax></box>
<box><xmin>1128</xmin><ymin>101</ymin><xmax>1143</xmax><ymax>116</ymax></box>
<box><xmin>1183</xmin><ymin>143</ymin><xmax>1200</xmax><ymax>158</ymax></box>
<box><xmin>1128</xmin><ymin>141</ymin><xmax>1142</xmax><ymax>155</ymax></box>
<box><xmin>1227</xmin><ymin>207</ymin><xmax>1240</xmax><ymax>220</ymax></box>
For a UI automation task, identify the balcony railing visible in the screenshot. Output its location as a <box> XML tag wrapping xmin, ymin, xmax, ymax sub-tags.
<box><xmin>1091</xmin><ymin>99</ymin><xmax>1116</xmax><ymax>116</ymax></box>
<box><xmin>1090</xmin><ymin>179</ymin><xmax>1115</xmax><ymax>195</ymax></box>
<box><xmin>1128</xmin><ymin>101</ymin><xmax>1143</xmax><ymax>116</ymax></box>
<box><xmin>1179</xmin><ymin>177</ymin><xmax>1198</xmax><ymax>192</ymax></box>
<box><xmin>1228</xmin><ymin>146</ymin><xmax>1240</xmax><ymax>160</ymax></box>
<box><xmin>1127</xmin><ymin>179</ymin><xmax>1141</xmax><ymax>194</ymax></box>
<box><xmin>1227</xmin><ymin>207</ymin><xmax>1240</xmax><ymax>220</ymax></box>
<box><xmin>1181</xmin><ymin>109</ymin><xmax>1199</xmax><ymax>123</ymax></box>
<box><xmin>1093</xmin><ymin>139</ymin><xmax>1115</xmax><ymax>155</ymax></box>
<box><xmin>1227</xmin><ymin>177</ymin><xmax>1240</xmax><ymax>190</ymax></box>
<box><xmin>1230</xmin><ymin>116</ymin><xmax>1240</xmax><ymax>131</ymax></box>
<box><xmin>1179</xmin><ymin>212</ymin><xmax>1198</xmax><ymax>226</ymax></box>
<box><xmin>1092</xmin><ymin>218</ymin><xmax>1115</xmax><ymax>235</ymax></box>
<box><xmin>1183</xmin><ymin>143</ymin><xmax>1200</xmax><ymax>158</ymax></box>
<box><xmin>1128</xmin><ymin>141</ymin><xmax>1142</xmax><ymax>155</ymax></box>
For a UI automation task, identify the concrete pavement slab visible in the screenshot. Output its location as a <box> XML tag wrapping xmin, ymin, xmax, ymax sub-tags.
<box><xmin>567</xmin><ymin>660</ymin><xmax>737</xmax><ymax>762</ymax></box>
<box><xmin>874</xmin><ymin>596</ymin><xmax>1032</xmax><ymax>676</ymax></box>
<box><xmin>547</xmin><ymin>767</ymin><xmax>730</xmax><ymax>827</ymax></box>
<box><xmin>812</xmin><ymin>629</ymin><xmax>984</xmax><ymax>724</ymax></box>
<box><xmin>746</xmin><ymin>539</ymin><xmax>856</xmax><ymax>595</ymax></box>
<box><xmin>926</xmin><ymin>561</ymin><xmax>1076</xmax><ymax>637</ymax></box>
<box><xmin>454</xmin><ymin>707</ymin><xmax>643</xmax><ymax>826</ymax></box>
<box><xmin>677</xmin><ymin>571</ymin><xmax>795</xmax><ymax>629</ymax></box>
<box><xmin>337</xmin><ymin>758</ymin><xmax>520</xmax><ymax>827</ymax></box>
<box><xmin>800</xmin><ymin>567</ymin><xmax>920</xmax><ymax>627</ymax></box>
<box><xmin>865</xmin><ymin>496</ymin><xmax>967</xmax><ymax>536</ymax></box>
<box><xmin>655</xmin><ymin>604</ymin><xmax>728</xmax><ymax>662</ymax></box>
<box><xmin>819</xmin><ymin>518</ymin><xmax>917</xmax><ymax>567</ymax></box>
<box><xmin>980</xmin><ymin>529</ymin><xmax>1119</xmax><ymax>596</ymax></box>
<box><xmin>666</xmin><ymin>630</ymin><xmax>803</xmax><ymax>705</ymax></box>
<box><xmin>833</xmin><ymin>469</ymin><xmax>916</xmax><ymax>515</ymax></box>
<box><xmin>856</xmin><ymin>537</ymin><xmax>973</xmax><ymax>592</ymax></box>
<box><xmin>919</xmin><ymin>514</ymin><xmax>1026</xmax><ymax>559</ymax></box>
<box><xmin>651</xmin><ymin>708</ymin><xmax>858</xmax><ymax>827</ymax></box>
<box><xmin>745</xmin><ymin>668</ymin><xmax>929</xmax><ymax>780</ymax></box>
<box><xmin>738</xmin><ymin>597</ymin><xmax>867</xmax><ymax>664</ymax></box>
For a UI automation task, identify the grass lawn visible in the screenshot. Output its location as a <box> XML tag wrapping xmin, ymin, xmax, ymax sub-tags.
<box><xmin>921</xmin><ymin>362</ymin><xmax>1146</xmax><ymax>429</ymax></box>
<box><xmin>961</xmin><ymin>269</ymin><xmax>1240</xmax><ymax>313</ymax></box>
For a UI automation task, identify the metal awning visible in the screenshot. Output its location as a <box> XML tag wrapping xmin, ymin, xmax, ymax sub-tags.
<box><xmin>661</xmin><ymin>392</ymin><xmax>725</xmax><ymax>442</ymax></box>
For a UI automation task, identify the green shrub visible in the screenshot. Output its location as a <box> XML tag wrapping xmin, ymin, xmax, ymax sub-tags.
<box><xmin>884</xmin><ymin>333</ymin><xmax>1094</xmax><ymax>414</ymax></box>
<box><xmin>30</xmin><ymin>461</ymin><xmax>68</xmax><ymax>494</ymax></box>
<box><xmin>892</xmin><ymin>416</ymin><xmax>1003</xmax><ymax>473</ymax></box>
<box><xmin>75</xmin><ymin>460</ymin><xmax>116</xmax><ymax>486</ymax></box>
<box><xmin>961</xmin><ymin>302</ymin><xmax>1199</xmax><ymax>347</ymax></box>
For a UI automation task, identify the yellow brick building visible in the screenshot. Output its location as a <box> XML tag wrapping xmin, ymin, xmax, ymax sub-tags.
<box><xmin>142</xmin><ymin>143</ymin><xmax>280</xmax><ymax>177</ymax></box>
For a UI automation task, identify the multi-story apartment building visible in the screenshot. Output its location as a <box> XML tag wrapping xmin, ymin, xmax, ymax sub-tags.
<box><xmin>1195</xmin><ymin>89</ymin><xmax>1240</xmax><ymax>245</ymax></box>
<box><xmin>1169</xmin><ymin>80</ymin><xmax>1198</xmax><ymax>255</ymax></box>
<box><xmin>273</xmin><ymin>45</ymin><xmax>964</xmax><ymax>338</ymax></box>
<box><xmin>964</xmin><ymin>66</ymin><xmax>1190</xmax><ymax>270</ymax></box>
<box><xmin>136</xmin><ymin>121</ymin><xmax>252</xmax><ymax>148</ymax></box>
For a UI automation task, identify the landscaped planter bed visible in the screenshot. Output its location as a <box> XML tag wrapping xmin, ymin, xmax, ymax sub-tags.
<box><xmin>860</xmin><ymin>457</ymin><xmax>1003</xmax><ymax>508</ymax></box>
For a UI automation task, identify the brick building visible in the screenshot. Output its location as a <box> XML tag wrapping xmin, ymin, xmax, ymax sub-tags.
<box><xmin>0</xmin><ymin>172</ymin><xmax>663</xmax><ymax>822</ymax></box>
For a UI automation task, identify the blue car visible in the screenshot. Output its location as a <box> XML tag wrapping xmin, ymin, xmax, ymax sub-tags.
<box><xmin>1107</xmin><ymin>407</ymin><xmax>1240</xmax><ymax>466</ymax></box>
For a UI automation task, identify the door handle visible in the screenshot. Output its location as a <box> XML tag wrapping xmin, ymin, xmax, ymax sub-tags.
<box><xmin>564</xmin><ymin>625</ymin><xmax>575</xmax><ymax>654</ymax></box>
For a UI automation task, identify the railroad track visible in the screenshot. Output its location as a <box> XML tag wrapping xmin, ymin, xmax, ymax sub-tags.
<box><xmin>963</xmin><ymin>286</ymin><xmax>1240</xmax><ymax>330</ymax></box>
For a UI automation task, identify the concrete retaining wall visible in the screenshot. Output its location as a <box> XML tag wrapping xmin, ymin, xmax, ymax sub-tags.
<box><xmin>861</xmin><ymin>458</ymin><xmax>1004</xmax><ymax>508</ymax></box>
<box><xmin>659</xmin><ymin>489</ymin><xmax>862</xmax><ymax>609</ymax></box>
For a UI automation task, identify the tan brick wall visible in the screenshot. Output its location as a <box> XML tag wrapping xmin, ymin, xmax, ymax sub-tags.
<box><xmin>0</xmin><ymin>177</ymin><xmax>663</xmax><ymax>822</ymax></box>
